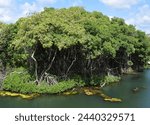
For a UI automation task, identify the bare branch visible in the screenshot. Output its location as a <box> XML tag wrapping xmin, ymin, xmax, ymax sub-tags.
<box><xmin>46</xmin><ymin>50</ymin><xmax>57</xmax><ymax>73</ymax></box>
<box><xmin>100</xmin><ymin>82</ymin><xmax>106</xmax><ymax>88</ymax></box>
<box><xmin>31</xmin><ymin>49</ymin><xmax>38</xmax><ymax>83</ymax></box>
<box><xmin>65</xmin><ymin>54</ymin><xmax>77</xmax><ymax>77</ymax></box>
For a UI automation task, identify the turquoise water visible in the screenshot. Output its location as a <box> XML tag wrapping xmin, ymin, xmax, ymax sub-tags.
<box><xmin>0</xmin><ymin>69</ymin><xmax>150</xmax><ymax>108</ymax></box>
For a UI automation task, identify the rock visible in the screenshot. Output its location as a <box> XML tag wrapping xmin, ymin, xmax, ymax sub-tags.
<box><xmin>132</xmin><ymin>87</ymin><xmax>139</xmax><ymax>92</ymax></box>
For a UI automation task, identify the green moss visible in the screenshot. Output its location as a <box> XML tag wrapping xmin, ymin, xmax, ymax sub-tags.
<box><xmin>63</xmin><ymin>90</ymin><xmax>78</xmax><ymax>95</ymax></box>
<box><xmin>0</xmin><ymin>91</ymin><xmax>39</xmax><ymax>99</ymax></box>
<box><xmin>104</xmin><ymin>98</ymin><xmax>122</xmax><ymax>102</ymax></box>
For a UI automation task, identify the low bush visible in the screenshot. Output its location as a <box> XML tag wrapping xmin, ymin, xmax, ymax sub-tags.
<box><xmin>33</xmin><ymin>80</ymin><xmax>77</xmax><ymax>94</ymax></box>
<box><xmin>2</xmin><ymin>68</ymin><xmax>121</xmax><ymax>94</ymax></box>
<box><xmin>2</xmin><ymin>68</ymin><xmax>79</xmax><ymax>94</ymax></box>
<box><xmin>2</xmin><ymin>67</ymin><xmax>34</xmax><ymax>93</ymax></box>
<box><xmin>103</xmin><ymin>75</ymin><xmax>120</xmax><ymax>85</ymax></box>
<box><xmin>71</xmin><ymin>75</ymin><xmax>85</xmax><ymax>87</ymax></box>
<box><xmin>90</xmin><ymin>75</ymin><xmax>103</xmax><ymax>86</ymax></box>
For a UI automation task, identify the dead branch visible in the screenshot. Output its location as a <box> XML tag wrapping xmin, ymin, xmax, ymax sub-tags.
<box><xmin>65</xmin><ymin>56</ymin><xmax>76</xmax><ymax>76</ymax></box>
<box><xmin>31</xmin><ymin>49</ymin><xmax>38</xmax><ymax>83</ymax></box>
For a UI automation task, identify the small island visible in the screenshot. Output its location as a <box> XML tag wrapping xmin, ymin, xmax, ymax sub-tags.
<box><xmin>0</xmin><ymin>7</ymin><xmax>150</xmax><ymax>101</ymax></box>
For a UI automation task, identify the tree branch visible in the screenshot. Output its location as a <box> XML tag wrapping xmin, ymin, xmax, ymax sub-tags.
<box><xmin>39</xmin><ymin>50</ymin><xmax>57</xmax><ymax>82</ymax></box>
<box><xmin>65</xmin><ymin>54</ymin><xmax>76</xmax><ymax>77</ymax></box>
<box><xmin>31</xmin><ymin>49</ymin><xmax>38</xmax><ymax>83</ymax></box>
<box><xmin>100</xmin><ymin>82</ymin><xmax>106</xmax><ymax>88</ymax></box>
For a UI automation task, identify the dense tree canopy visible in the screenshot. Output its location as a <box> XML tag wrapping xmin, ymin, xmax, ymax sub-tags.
<box><xmin>0</xmin><ymin>7</ymin><xmax>150</xmax><ymax>86</ymax></box>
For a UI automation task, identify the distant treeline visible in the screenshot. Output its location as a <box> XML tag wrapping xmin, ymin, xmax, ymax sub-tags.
<box><xmin>0</xmin><ymin>7</ymin><xmax>150</xmax><ymax>85</ymax></box>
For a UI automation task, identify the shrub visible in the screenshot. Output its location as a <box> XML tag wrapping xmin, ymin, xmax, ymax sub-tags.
<box><xmin>103</xmin><ymin>75</ymin><xmax>120</xmax><ymax>85</ymax></box>
<box><xmin>2</xmin><ymin>67</ymin><xmax>33</xmax><ymax>93</ymax></box>
<box><xmin>2</xmin><ymin>68</ymin><xmax>79</xmax><ymax>94</ymax></box>
<box><xmin>71</xmin><ymin>75</ymin><xmax>85</xmax><ymax>87</ymax></box>
<box><xmin>2</xmin><ymin>67</ymin><xmax>120</xmax><ymax>94</ymax></box>
<box><xmin>34</xmin><ymin>80</ymin><xmax>77</xmax><ymax>94</ymax></box>
<box><xmin>90</xmin><ymin>75</ymin><xmax>103</xmax><ymax>86</ymax></box>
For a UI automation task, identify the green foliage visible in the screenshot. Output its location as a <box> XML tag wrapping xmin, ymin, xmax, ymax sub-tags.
<box><xmin>90</xmin><ymin>75</ymin><xmax>103</xmax><ymax>86</ymax></box>
<box><xmin>2</xmin><ymin>67</ymin><xmax>33</xmax><ymax>93</ymax></box>
<box><xmin>1</xmin><ymin>7</ymin><xmax>150</xmax><ymax>94</ymax></box>
<box><xmin>35</xmin><ymin>80</ymin><xmax>77</xmax><ymax>94</ymax></box>
<box><xmin>70</xmin><ymin>75</ymin><xmax>86</xmax><ymax>87</ymax></box>
<box><xmin>103</xmin><ymin>75</ymin><xmax>121</xmax><ymax>85</ymax></box>
<box><xmin>2</xmin><ymin>68</ymin><xmax>79</xmax><ymax>94</ymax></box>
<box><xmin>1</xmin><ymin>7</ymin><xmax>149</xmax><ymax>72</ymax></box>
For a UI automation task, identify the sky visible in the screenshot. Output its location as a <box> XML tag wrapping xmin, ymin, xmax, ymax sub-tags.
<box><xmin>0</xmin><ymin>0</ymin><xmax>150</xmax><ymax>33</ymax></box>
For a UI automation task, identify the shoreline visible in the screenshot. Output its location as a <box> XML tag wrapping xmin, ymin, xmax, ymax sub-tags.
<box><xmin>0</xmin><ymin>69</ymin><xmax>141</xmax><ymax>102</ymax></box>
<box><xmin>0</xmin><ymin>91</ymin><xmax>39</xmax><ymax>99</ymax></box>
<box><xmin>0</xmin><ymin>86</ymin><xmax>122</xmax><ymax>102</ymax></box>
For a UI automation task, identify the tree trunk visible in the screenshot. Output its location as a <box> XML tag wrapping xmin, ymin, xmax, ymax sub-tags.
<box><xmin>39</xmin><ymin>50</ymin><xmax>57</xmax><ymax>83</ymax></box>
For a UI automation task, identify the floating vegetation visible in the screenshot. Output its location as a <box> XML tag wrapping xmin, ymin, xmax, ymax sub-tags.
<box><xmin>84</xmin><ymin>89</ymin><xmax>95</xmax><ymax>96</ymax></box>
<box><xmin>0</xmin><ymin>86</ymin><xmax>122</xmax><ymax>102</ymax></box>
<box><xmin>63</xmin><ymin>87</ymin><xmax>122</xmax><ymax>103</ymax></box>
<box><xmin>0</xmin><ymin>91</ymin><xmax>39</xmax><ymax>99</ymax></box>
<box><xmin>63</xmin><ymin>91</ymin><xmax>78</xmax><ymax>95</ymax></box>
<box><xmin>104</xmin><ymin>98</ymin><xmax>122</xmax><ymax>102</ymax></box>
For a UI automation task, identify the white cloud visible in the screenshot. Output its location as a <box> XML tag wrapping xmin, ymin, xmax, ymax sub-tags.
<box><xmin>0</xmin><ymin>0</ymin><xmax>17</xmax><ymax>22</ymax></box>
<box><xmin>21</xmin><ymin>2</ymin><xmax>40</xmax><ymax>17</ymax></box>
<box><xmin>100</xmin><ymin>0</ymin><xmax>139</xmax><ymax>9</ymax></box>
<box><xmin>126</xmin><ymin>4</ymin><xmax>150</xmax><ymax>33</ymax></box>
<box><xmin>0</xmin><ymin>0</ymin><xmax>12</xmax><ymax>8</ymax></box>
<box><xmin>20</xmin><ymin>0</ymin><xmax>57</xmax><ymax>18</ymax></box>
<box><xmin>0</xmin><ymin>0</ymin><xmax>56</xmax><ymax>23</ymax></box>
<box><xmin>0</xmin><ymin>10</ymin><xmax>12</xmax><ymax>22</ymax></box>
<box><xmin>37</xmin><ymin>0</ymin><xmax>56</xmax><ymax>4</ymax></box>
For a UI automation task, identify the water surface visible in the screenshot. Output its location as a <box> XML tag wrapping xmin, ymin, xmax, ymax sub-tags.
<box><xmin>0</xmin><ymin>69</ymin><xmax>150</xmax><ymax>108</ymax></box>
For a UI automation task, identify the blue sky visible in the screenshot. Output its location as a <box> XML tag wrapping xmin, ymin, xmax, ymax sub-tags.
<box><xmin>0</xmin><ymin>0</ymin><xmax>150</xmax><ymax>33</ymax></box>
